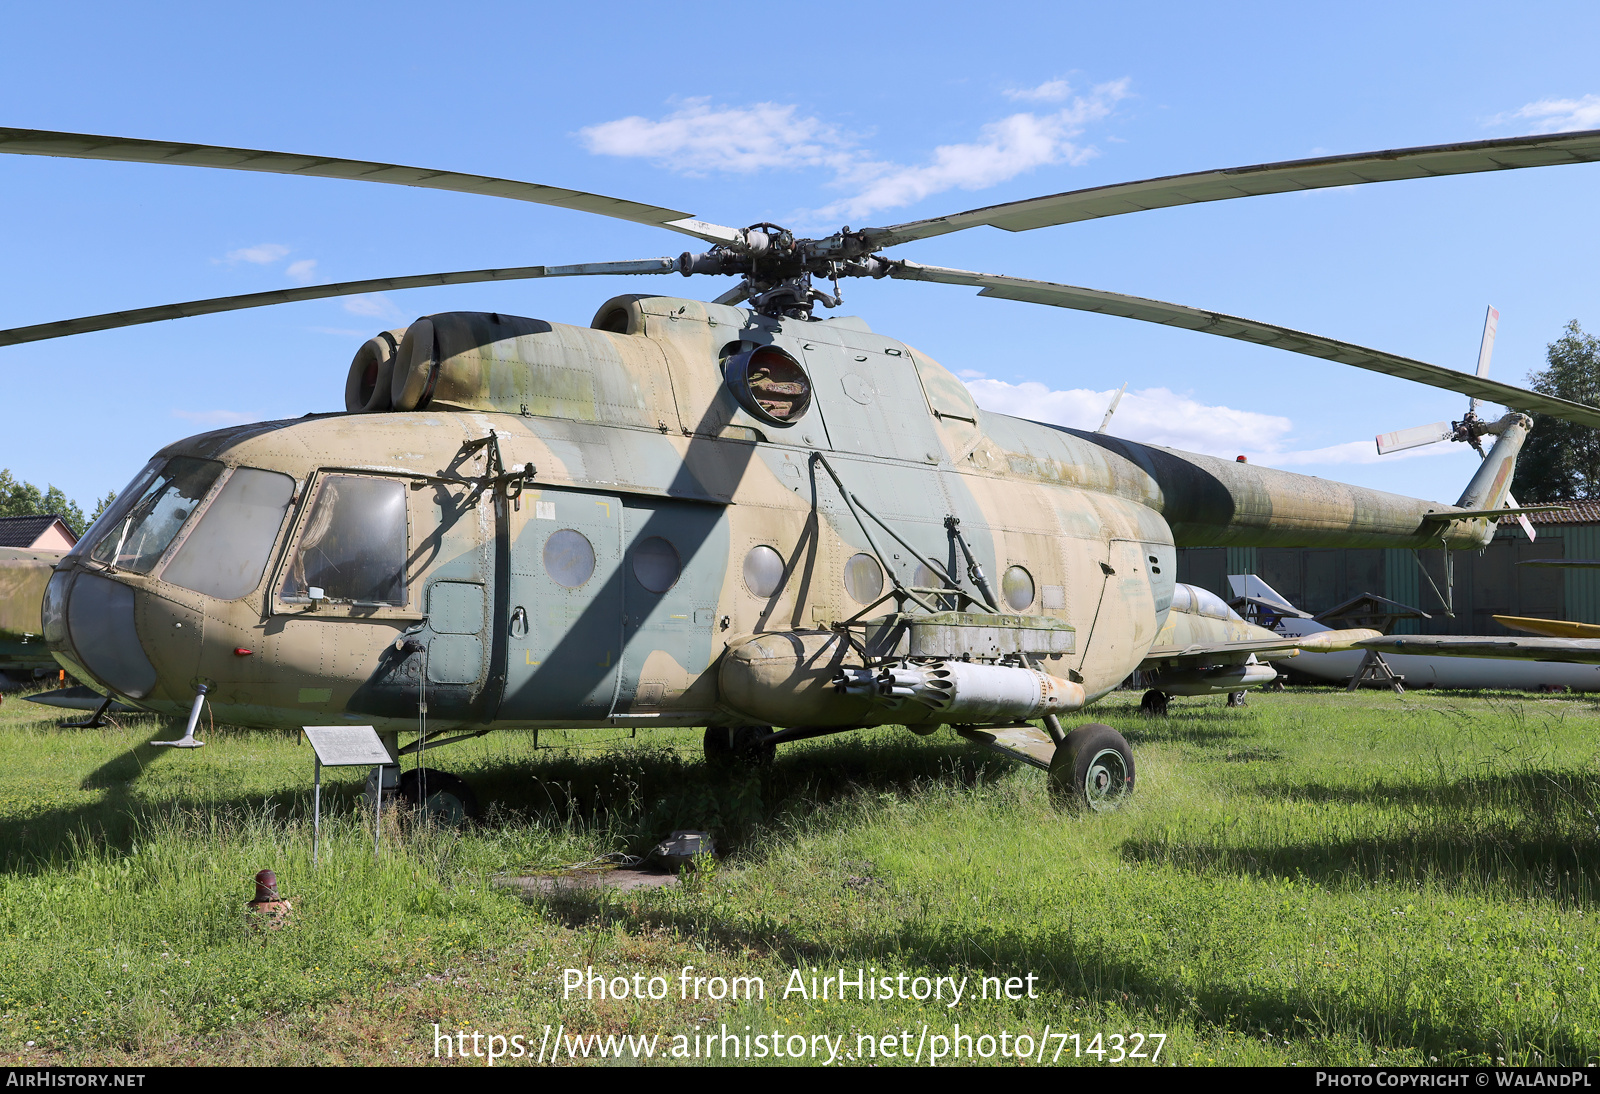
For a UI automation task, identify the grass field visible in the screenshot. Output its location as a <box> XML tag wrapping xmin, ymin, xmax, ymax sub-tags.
<box><xmin>2</xmin><ymin>684</ymin><xmax>1599</xmax><ymax>1066</ymax></box>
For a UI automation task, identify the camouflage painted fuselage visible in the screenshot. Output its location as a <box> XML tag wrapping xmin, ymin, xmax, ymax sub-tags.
<box><xmin>41</xmin><ymin>294</ymin><xmax>1506</xmax><ymax>733</ymax></box>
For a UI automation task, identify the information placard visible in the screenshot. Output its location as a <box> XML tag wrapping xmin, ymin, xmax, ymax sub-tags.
<box><xmin>302</xmin><ymin>726</ymin><xmax>393</xmax><ymax>864</ymax></box>
<box><xmin>303</xmin><ymin>726</ymin><xmax>392</xmax><ymax>767</ymax></box>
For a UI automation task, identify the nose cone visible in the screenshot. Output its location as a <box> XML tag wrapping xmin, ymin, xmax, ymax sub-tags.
<box><xmin>44</xmin><ymin>569</ymin><xmax>159</xmax><ymax>699</ymax></box>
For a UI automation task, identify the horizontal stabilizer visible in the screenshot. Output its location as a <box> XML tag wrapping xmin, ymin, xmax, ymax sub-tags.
<box><xmin>1422</xmin><ymin>504</ymin><xmax>1571</xmax><ymax>521</ymax></box>
<box><xmin>1376</xmin><ymin>421</ymin><xmax>1452</xmax><ymax>455</ymax></box>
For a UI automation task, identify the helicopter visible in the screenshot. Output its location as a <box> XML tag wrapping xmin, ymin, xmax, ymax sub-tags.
<box><xmin>6</xmin><ymin>125</ymin><xmax>1600</xmax><ymax>815</ymax></box>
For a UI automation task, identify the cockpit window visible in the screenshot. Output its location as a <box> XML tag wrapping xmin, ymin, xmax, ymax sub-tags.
<box><xmin>89</xmin><ymin>456</ymin><xmax>225</xmax><ymax>574</ymax></box>
<box><xmin>73</xmin><ymin>458</ymin><xmax>162</xmax><ymax>559</ymax></box>
<box><xmin>1171</xmin><ymin>583</ymin><xmax>1246</xmax><ymax>622</ymax></box>
<box><xmin>162</xmin><ymin>467</ymin><xmax>296</xmax><ymax>600</ymax></box>
<box><xmin>279</xmin><ymin>475</ymin><xmax>408</xmax><ymax>606</ymax></box>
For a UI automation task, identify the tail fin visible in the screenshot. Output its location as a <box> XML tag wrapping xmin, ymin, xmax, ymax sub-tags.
<box><xmin>1455</xmin><ymin>412</ymin><xmax>1531</xmax><ymax>512</ymax></box>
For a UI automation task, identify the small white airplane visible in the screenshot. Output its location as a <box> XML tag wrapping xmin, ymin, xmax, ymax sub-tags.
<box><xmin>1231</xmin><ymin>574</ymin><xmax>1600</xmax><ymax>691</ymax></box>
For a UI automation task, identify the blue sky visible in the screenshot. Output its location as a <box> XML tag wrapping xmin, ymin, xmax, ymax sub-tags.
<box><xmin>4</xmin><ymin>1</ymin><xmax>1599</xmax><ymax>510</ymax></box>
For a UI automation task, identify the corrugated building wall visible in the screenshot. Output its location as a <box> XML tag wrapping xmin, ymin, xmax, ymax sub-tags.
<box><xmin>1175</xmin><ymin>502</ymin><xmax>1600</xmax><ymax>633</ymax></box>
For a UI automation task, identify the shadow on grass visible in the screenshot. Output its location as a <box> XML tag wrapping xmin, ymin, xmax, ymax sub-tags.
<box><xmin>1118</xmin><ymin>710</ymin><xmax>1256</xmax><ymax>748</ymax></box>
<box><xmin>0</xmin><ymin>728</ymin><xmax>1015</xmax><ymax>875</ymax></box>
<box><xmin>1255</xmin><ymin>767</ymin><xmax>1600</xmax><ymax>812</ymax></box>
<box><xmin>1118</xmin><ymin>765</ymin><xmax>1600</xmax><ymax>903</ymax></box>
<box><xmin>533</xmin><ymin>875</ymin><xmax>1586</xmax><ymax>1065</ymax></box>
<box><xmin>1118</xmin><ymin>829</ymin><xmax>1600</xmax><ymax>905</ymax></box>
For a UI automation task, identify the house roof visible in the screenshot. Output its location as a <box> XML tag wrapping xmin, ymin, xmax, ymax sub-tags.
<box><xmin>1526</xmin><ymin>500</ymin><xmax>1600</xmax><ymax>525</ymax></box>
<box><xmin>0</xmin><ymin>514</ymin><xmax>75</xmax><ymax>548</ymax></box>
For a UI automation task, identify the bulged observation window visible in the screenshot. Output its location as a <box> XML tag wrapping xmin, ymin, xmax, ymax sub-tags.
<box><xmin>280</xmin><ymin>475</ymin><xmax>408</xmax><ymax>606</ymax></box>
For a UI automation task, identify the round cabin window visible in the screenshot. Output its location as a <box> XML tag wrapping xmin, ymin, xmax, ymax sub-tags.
<box><xmin>725</xmin><ymin>345</ymin><xmax>812</xmax><ymax>425</ymax></box>
<box><xmin>743</xmin><ymin>545</ymin><xmax>785</xmax><ymax>598</ymax></box>
<box><xmin>544</xmin><ymin>529</ymin><xmax>596</xmax><ymax>588</ymax></box>
<box><xmin>632</xmin><ymin>536</ymin><xmax>681</xmax><ymax>593</ymax></box>
<box><xmin>913</xmin><ymin>562</ymin><xmax>946</xmax><ymax>590</ymax></box>
<box><xmin>1002</xmin><ymin>565</ymin><xmax>1035</xmax><ymax>611</ymax></box>
<box><xmin>843</xmin><ymin>552</ymin><xmax>885</xmax><ymax>603</ymax></box>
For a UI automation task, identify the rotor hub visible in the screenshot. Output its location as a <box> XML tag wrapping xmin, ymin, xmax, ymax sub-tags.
<box><xmin>678</xmin><ymin>223</ymin><xmax>891</xmax><ymax>318</ymax></box>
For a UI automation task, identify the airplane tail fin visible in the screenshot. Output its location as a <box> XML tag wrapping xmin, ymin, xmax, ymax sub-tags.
<box><xmin>1454</xmin><ymin>412</ymin><xmax>1532</xmax><ymax>513</ymax></box>
<box><xmin>1226</xmin><ymin>574</ymin><xmax>1312</xmax><ymax>619</ymax></box>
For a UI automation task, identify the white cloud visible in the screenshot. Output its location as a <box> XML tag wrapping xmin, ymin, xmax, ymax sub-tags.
<box><xmin>224</xmin><ymin>243</ymin><xmax>290</xmax><ymax>265</ymax></box>
<box><xmin>171</xmin><ymin>409</ymin><xmax>258</xmax><ymax>426</ymax></box>
<box><xmin>815</xmin><ymin>83</ymin><xmax>1128</xmax><ymax>221</ymax></box>
<box><xmin>578</xmin><ymin>98</ymin><xmax>856</xmax><ymax>174</ymax></box>
<box><xmin>581</xmin><ymin>79</ymin><xmax>1130</xmax><ymax>223</ymax></box>
<box><xmin>1004</xmin><ymin>79</ymin><xmax>1073</xmax><ymax>103</ymax></box>
<box><xmin>343</xmin><ymin>294</ymin><xmax>397</xmax><ymax>317</ymax></box>
<box><xmin>286</xmin><ymin>258</ymin><xmax>318</xmax><ymax>284</ymax></box>
<box><xmin>965</xmin><ymin>379</ymin><xmax>1458</xmax><ymax>466</ymax></box>
<box><xmin>1493</xmin><ymin>94</ymin><xmax>1600</xmax><ymax>133</ymax></box>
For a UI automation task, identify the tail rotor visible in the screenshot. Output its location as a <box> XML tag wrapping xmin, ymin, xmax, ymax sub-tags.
<box><xmin>1372</xmin><ymin>306</ymin><xmax>1535</xmax><ymax>540</ymax></box>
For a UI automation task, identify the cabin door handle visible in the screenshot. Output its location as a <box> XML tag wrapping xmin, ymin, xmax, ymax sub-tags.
<box><xmin>509</xmin><ymin>606</ymin><xmax>528</xmax><ymax>637</ymax></box>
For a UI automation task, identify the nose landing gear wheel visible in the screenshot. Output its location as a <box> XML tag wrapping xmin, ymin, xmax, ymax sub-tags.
<box><xmin>1226</xmin><ymin>690</ymin><xmax>1247</xmax><ymax>708</ymax></box>
<box><xmin>1049</xmin><ymin>724</ymin><xmax>1135</xmax><ymax>812</ymax></box>
<box><xmin>397</xmin><ymin>768</ymin><xmax>479</xmax><ymax>825</ymax></box>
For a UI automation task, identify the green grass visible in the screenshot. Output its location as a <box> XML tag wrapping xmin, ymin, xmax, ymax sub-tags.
<box><xmin>2</xmin><ymin>685</ymin><xmax>1600</xmax><ymax>1065</ymax></box>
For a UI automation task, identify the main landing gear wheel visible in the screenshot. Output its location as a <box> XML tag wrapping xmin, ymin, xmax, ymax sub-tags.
<box><xmin>704</xmin><ymin>726</ymin><xmax>776</xmax><ymax>768</ymax></box>
<box><xmin>1049</xmin><ymin>724</ymin><xmax>1135</xmax><ymax>812</ymax></box>
<box><xmin>1226</xmin><ymin>691</ymin><xmax>1247</xmax><ymax>708</ymax></box>
<box><xmin>397</xmin><ymin>768</ymin><xmax>480</xmax><ymax>825</ymax></box>
<box><xmin>1140</xmin><ymin>689</ymin><xmax>1169</xmax><ymax>717</ymax></box>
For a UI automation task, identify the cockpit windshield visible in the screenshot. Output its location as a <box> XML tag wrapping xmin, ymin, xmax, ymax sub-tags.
<box><xmin>88</xmin><ymin>456</ymin><xmax>224</xmax><ymax>574</ymax></box>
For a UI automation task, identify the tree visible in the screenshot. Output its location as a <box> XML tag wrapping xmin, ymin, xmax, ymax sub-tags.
<box><xmin>1513</xmin><ymin>320</ymin><xmax>1600</xmax><ymax>503</ymax></box>
<box><xmin>0</xmin><ymin>469</ymin><xmax>90</xmax><ymax>536</ymax></box>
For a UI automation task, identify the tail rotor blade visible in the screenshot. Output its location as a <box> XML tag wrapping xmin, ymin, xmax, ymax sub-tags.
<box><xmin>1097</xmin><ymin>382</ymin><xmax>1129</xmax><ymax>433</ymax></box>
<box><xmin>1505</xmin><ymin>489</ymin><xmax>1536</xmax><ymax>542</ymax></box>
<box><xmin>1375</xmin><ymin>422</ymin><xmax>1453</xmax><ymax>455</ymax></box>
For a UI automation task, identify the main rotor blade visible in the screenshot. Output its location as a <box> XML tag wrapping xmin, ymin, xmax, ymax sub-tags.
<box><xmin>0</xmin><ymin>128</ymin><xmax>741</xmax><ymax>245</ymax></box>
<box><xmin>0</xmin><ymin>259</ymin><xmax>677</xmax><ymax>346</ymax></box>
<box><xmin>891</xmin><ymin>260</ymin><xmax>1600</xmax><ymax>429</ymax></box>
<box><xmin>1470</xmin><ymin>304</ymin><xmax>1500</xmax><ymax>416</ymax></box>
<box><xmin>865</xmin><ymin>129</ymin><xmax>1600</xmax><ymax>249</ymax></box>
